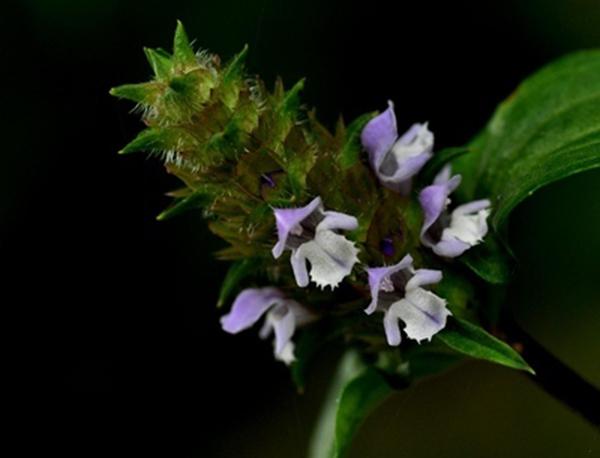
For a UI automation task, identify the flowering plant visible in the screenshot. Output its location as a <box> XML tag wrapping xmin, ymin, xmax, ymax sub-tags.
<box><xmin>111</xmin><ymin>22</ymin><xmax>600</xmax><ymax>455</ymax></box>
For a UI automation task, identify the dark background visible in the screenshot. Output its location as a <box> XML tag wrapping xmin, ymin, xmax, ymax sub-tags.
<box><xmin>2</xmin><ymin>0</ymin><xmax>599</xmax><ymax>456</ymax></box>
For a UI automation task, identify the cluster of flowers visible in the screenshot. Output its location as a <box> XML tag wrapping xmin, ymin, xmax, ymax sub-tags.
<box><xmin>221</xmin><ymin>102</ymin><xmax>491</xmax><ymax>363</ymax></box>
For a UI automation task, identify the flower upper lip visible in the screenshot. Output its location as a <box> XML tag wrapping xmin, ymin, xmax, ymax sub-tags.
<box><xmin>366</xmin><ymin>255</ymin><xmax>450</xmax><ymax>345</ymax></box>
<box><xmin>361</xmin><ymin>100</ymin><xmax>434</xmax><ymax>193</ymax></box>
<box><xmin>220</xmin><ymin>287</ymin><xmax>314</xmax><ymax>365</ymax></box>
<box><xmin>272</xmin><ymin>196</ymin><xmax>360</xmax><ymax>290</ymax></box>
<box><xmin>419</xmin><ymin>165</ymin><xmax>491</xmax><ymax>258</ymax></box>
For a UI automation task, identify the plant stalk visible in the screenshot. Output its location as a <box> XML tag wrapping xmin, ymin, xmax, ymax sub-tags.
<box><xmin>506</xmin><ymin>318</ymin><xmax>600</xmax><ymax>429</ymax></box>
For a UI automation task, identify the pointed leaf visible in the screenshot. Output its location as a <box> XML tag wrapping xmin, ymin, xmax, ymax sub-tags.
<box><xmin>220</xmin><ymin>44</ymin><xmax>249</xmax><ymax>109</ymax></box>
<box><xmin>217</xmin><ymin>258</ymin><xmax>261</xmax><ymax>308</ymax></box>
<box><xmin>119</xmin><ymin>127</ymin><xmax>194</xmax><ymax>156</ymax></box>
<box><xmin>281</xmin><ymin>78</ymin><xmax>305</xmax><ymax>114</ymax></box>
<box><xmin>222</xmin><ymin>44</ymin><xmax>249</xmax><ymax>83</ymax></box>
<box><xmin>118</xmin><ymin>128</ymin><xmax>166</xmax><ymax>155</ymax></box>
<box><xmin>144</xmin><ymin>47</ymin><xmax>172</xmax><ymax>80</ymax></box>
<box><xmin>436</xmin><ymin>317</ymin><xmax>534</xmax><ymax>374</ymax></box>
<box><xmin>453</xmin><ymin>50</ymin><xmax>600</xmax><ymax>228</ymax></box>
<box><xmin>173</xmin><ymin>20</ymin><xmax>196</xmax><ymax>66</ymax></box>
<box><xmin>109</xmin><ymin>82</ymin><xmax>160</xmax><ymax>105</ymax></box>
<box><xmin>156</xmin><ymin>188</ymin><xmax>214</xmax><ymax>220</ymax></box>
<box><xmin>338</xmin><ymin>112</ymin><xmax>377</xmax><ymax>170</ymax></box>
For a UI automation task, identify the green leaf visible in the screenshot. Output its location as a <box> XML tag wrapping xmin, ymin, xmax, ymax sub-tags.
<box><xmin>459</xmin><ymin>233</ymin><xmax>512</xmax><ymax>284</ymax></box>
<box><xmin>216</xmin><ymin>258</ymin><xmax>260</xmax><ymax>308</ymax></box>
<box><xmin>118</xmin><ymin>128</ymin><xmax>166</xmax><ymax>155</ymax></box>
<box><xmin>173</xmin><ymin>20</ymin><xmax>196</xmax><ymax>66</ymax></box>
<box><xmin>109</xmin><ymin>82</ymin><xmax>160</xmax><ymax>105</ymax></box>
<box><xmin>281</xmin><ymin>78</ymin><xmax>305</xmax><ymax>114</ymax></box>
<box><xmin>338</xmin><ymin>112</ymin><xmax>377</xmax><ymax>170</ymax></box>
<box><xmin>220</xmin><ymin>44</ymin><xmax>249</xmax><ymax>109</ymax></box>
<box><xmin>436</xmin><ymin>317</ymin><xmax>534</xmax><ymax>374</ymax></box>
<box><xmin>309</xmin><ymin>351</ymin><xmax>392</xmax><ymax>458</ymax></box>
<box><xmin>144</xmin><ymin>47</ymin><xmax>172</xmax><ymax>80</ymax></box>
<box><xmin>156</xmin><ymin>188</ymin><xmax>214</xmax><ymax>221</ymax></box>
<box><xmin>222</xmin><ymin>44</ymin><xmax>248</xmax><ymax>82</ymax></box>
<box><xmin>118</xmin><ymin>127</ymin><xmax>192</xmax><ymax>156</ymax></box>
<box><xmin>453</xmin><ymin>50</ymin><xmax>600</xmax><ymax>228</ymax></box>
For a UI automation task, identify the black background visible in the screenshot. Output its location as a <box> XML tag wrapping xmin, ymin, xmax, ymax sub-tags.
<box><xmin>3</xmin><ymin>0</ymin><xmax>599</xmax><ymax>456</ymax></box>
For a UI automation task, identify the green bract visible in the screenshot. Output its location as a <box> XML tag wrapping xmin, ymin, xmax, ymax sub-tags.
<box><xmin>453</xmin><ymin>50</ymin><xmax>600</xmax><ymax>228</ymax></box>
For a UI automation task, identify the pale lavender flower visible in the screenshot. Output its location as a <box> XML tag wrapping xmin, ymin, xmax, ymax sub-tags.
<box><xmin>361</xmin><ymin>100</ymin><xmax>434</xmax><ymax>193</ymax></box>
<box><xmin>419</xmin><ymin>165</ymin><xmax>491</xmax><ymax>258</ymax></box>
<box><xmin>272</xmin><ymin>196</ymin><xmax>360</xmax><ymax>289</ymax></box>
<box><xmin>366</xmin><ymin>254</ymin><xmax>450</xmax><ymax>345</ymax></box>
<box><xmin>220</xmin><ymin>287</ymin><xmax>314</xmax><ymax>364</ymax></box>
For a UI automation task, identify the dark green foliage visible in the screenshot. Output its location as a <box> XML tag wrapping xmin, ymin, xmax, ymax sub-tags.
<box><xmin>437</xmin><ymin>317</ymin><xmax>534</xmax><ymax>373</ymax></box>
<box><xmin>453</xmin><ymin>50</ymin><xmax>600</xmax><ymax>229</ymax></box>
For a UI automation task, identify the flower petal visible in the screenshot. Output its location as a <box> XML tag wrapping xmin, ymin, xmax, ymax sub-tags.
<box><xmin>317</xmin><ymin>211</ymin><xmax>358</xmax><ymax>232</ymax></box>
<box><xmin>433</xmin><ymin>164</ymin><xmax>453</xmax><ymax>185</ymax></box>
<box><xmin>294</xmin><ymin>230</ymin><xmax>359</xmax><ymax>289</ymax></box>
<box><xmin>433</xmin><ymin>238</ymin><xmax>471</xmax><ymax>257</ymax></box>
<box><xmin>258</xmin><ymin>318</ymin><xmax>273</xmax><ymax>340</ymax></box>
<box><xmin>419</xmin><ymin>175</ymin><xmax>462</xmax><ymax>247</ymax></box>
<box><xmin>396</xmin><ymin>146</ymin><xmax>433</xmax><ymax>179</ymax></box>
<box><xmin>442</xmin><ymin>200</ymin><xmax>491</xmax><ymax>247</ymax></box>
<box><xmin>397</xmin><ymin>122</ymin><xmax>426</xmax><ymax>146</ymax></box>
<box><xmin>376</xmin><ymin>123</ymin><xmax>435</xmax><ymax>192</ymax></box>
<box><xmin>290</xmin><ymin>249</ymin><xmax>310</xmax><ymax>287</ymax></box>
<box><xmin>269</xmin><ymin>304</ymin><xmax>297</xmax><ymax>356</ymax></box>
<box><xmin>405</xmin><ymin>268</ymin><xmax>443</xmax><ymax>291</ymax></box>
<box><xmin>365</xmin><ymin>254</ymin><xmax>413</xmax><ymax>315</ymax></box>
<box><xmin>383</xmin><ymin>306</ymin><xmax>402</xmax><ymax>346</ymax></box>
<box><xmin>220</xmin><ymin>288</ymin><xmax>284</xmax><ymax>334</ymax></box>
<box><xmin>272</xmin><ymin>196</ymin><xmax>322</xmax><ymax>258</ymax></box>
<box><xmin>361</xmin><ymin>100</ymin><xmax>398</xmax><ymax>170</ymax></box>
<box><xmin>453</xmin><ymin>199</ymin><xmax>492</xmax><ymax>217</ymax></box>
<box><xmin>275</xmin><ymin>341</ymin><xmax>296</xmax><ymax>365</ymax></box>
<box><xmin>390</xmin><ymin>123</ymin><xmax>434</xmax><ymax>163</ymax></box>
<box><xmin>391</xmin><ymin>287</ymin><xmax>451</xmax><ymax>343</ymax></box>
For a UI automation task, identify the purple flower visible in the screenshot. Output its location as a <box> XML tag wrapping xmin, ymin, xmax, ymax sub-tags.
<box><xmin>365</xmin><ymin>254</ymin><xmax>450</xmax><ymax>345</ymax></box>
<box><xmin>361</xmin><ymin>101</ymin><xmax>434</xmax><ymax>193</ymax></box>
<box><xmin>220</xmin><ymin>287</ymin><xmax>314</xmax><ymax>364</ymax></box>
<box><xmin>272</xmin><ymin>196</ymin><xmax>360</xmax><ymax>289</ymax></box>
<box><xmin>419</xmin><ymin>166</ymin><xmax>491</xmax><ymax>258</ymax></box>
